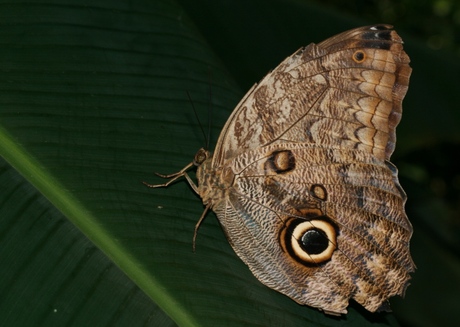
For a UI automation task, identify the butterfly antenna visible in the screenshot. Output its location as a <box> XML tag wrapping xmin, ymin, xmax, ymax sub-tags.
<box><xmin>206</xmin><ymin>69</ymin><xmax>213</xmax><ymax>151</ymax></box>
<box><xmin>186</xmin><ymin>91</ymin><xmax>209</xmax><ymax>149</ymax></box>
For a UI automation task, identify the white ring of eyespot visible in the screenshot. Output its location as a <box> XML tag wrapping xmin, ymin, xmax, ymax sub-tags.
<box><xmin>290</xmin><ymin>220</ymin><xmax>337</xmax><ymax>263</ymax></box>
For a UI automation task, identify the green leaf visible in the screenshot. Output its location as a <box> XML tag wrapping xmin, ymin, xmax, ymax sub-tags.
<box><xmin>1</xmin><ymin>0</ymin><xmax>459</xmax><ymax>326</ymax></box>
<box><xmin>0</xmin><ymin>156</ymin><xmax>176</xmax><ymax>326</ymax></box>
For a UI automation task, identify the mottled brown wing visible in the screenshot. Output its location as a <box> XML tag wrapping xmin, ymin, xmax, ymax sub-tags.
<box><xmin>213</xmin><ymin>143</ymin><xmax>413</xmax><ymax>314</ymax></box>
<box><xmin>197</xmin><ymin>24</ymin><xmax>414</xmax><ymax>315</ymax></box>
<box><xmin>211</xmin><ymin>24</ymin><xmax>411</xmax><ymax>167</ymax></box>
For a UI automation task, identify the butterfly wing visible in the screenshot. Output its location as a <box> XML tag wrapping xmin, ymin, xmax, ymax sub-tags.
<box><xmin>198</xmin><ymin>25</ymin><xmax>414</xmax><ymax>314</ymax></box>
<box><xmin>211</xmin><ymin>24</ymin><xmax>411</xmax><ymax>165</ymax></box>
<box><xmin>215</xmin><ymin>144</ymin><xmax>413</xmax><ymax>314</ymax></box>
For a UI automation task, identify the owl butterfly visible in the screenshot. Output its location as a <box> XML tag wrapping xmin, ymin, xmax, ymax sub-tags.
<box><xmin>147</xmin><ymin>24</ymin><xmax>415</xmax><ymax>315</ymax></box>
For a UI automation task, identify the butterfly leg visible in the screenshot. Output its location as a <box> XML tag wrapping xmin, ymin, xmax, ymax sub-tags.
<box><xmin>192</xmin><ymin>204</ymin><xmax>211</xmax><ymax>252</ymax></box>
<box><xmin>143</xmin><ymin>161</ymin><xmax>200</xmax><ymax>194</ymax></box>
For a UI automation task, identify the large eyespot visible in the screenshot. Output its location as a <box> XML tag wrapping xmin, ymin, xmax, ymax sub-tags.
<box><xmin>265</xmin><ymin>150</ymin><xmax>295</xmax><ymax>174</ymax></box>
<box><xmin>281</xmin><ymin>218</ymin><xmax>337</xmax><ymax>265</ymax></box>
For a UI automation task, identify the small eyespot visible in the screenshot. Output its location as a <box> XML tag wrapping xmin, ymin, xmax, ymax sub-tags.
<box><xmin>266</xmin><ymin>150</ymin><xmax>295</xmax><ymax>174</ymax></box>
<box><xmin>352</xmin><ymin>50</ymin><xmax>366</xmax><ymax>63</ymax></box>
<box><xmin>310</xmin><ymin>184</ymin><xmax>327</xmax><ymax>201</ymax></box>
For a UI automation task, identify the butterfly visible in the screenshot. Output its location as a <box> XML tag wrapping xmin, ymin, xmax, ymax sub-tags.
<box><xmin>146</xmin><ymin>24</ymin><xmax>415</xmax><ymax>315</ymax></box>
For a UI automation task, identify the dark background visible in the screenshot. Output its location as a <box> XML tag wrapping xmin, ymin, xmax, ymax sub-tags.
<box><xmin>0</xmin><ymin>0</ymin><xmax>458</xmax><ymax>326</ymax></box>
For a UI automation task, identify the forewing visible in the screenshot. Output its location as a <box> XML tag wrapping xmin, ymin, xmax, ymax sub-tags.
<box><xmin>212</xmin><ymin>24</ymin><xmax>411</xmax><ymax>167</ymax></box>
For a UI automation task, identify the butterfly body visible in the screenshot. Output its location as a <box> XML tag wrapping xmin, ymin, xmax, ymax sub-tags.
<box><xmin>149</xmin><ymin>24</ymin><xmax>415</xmax><ymax>315</ymax></box>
